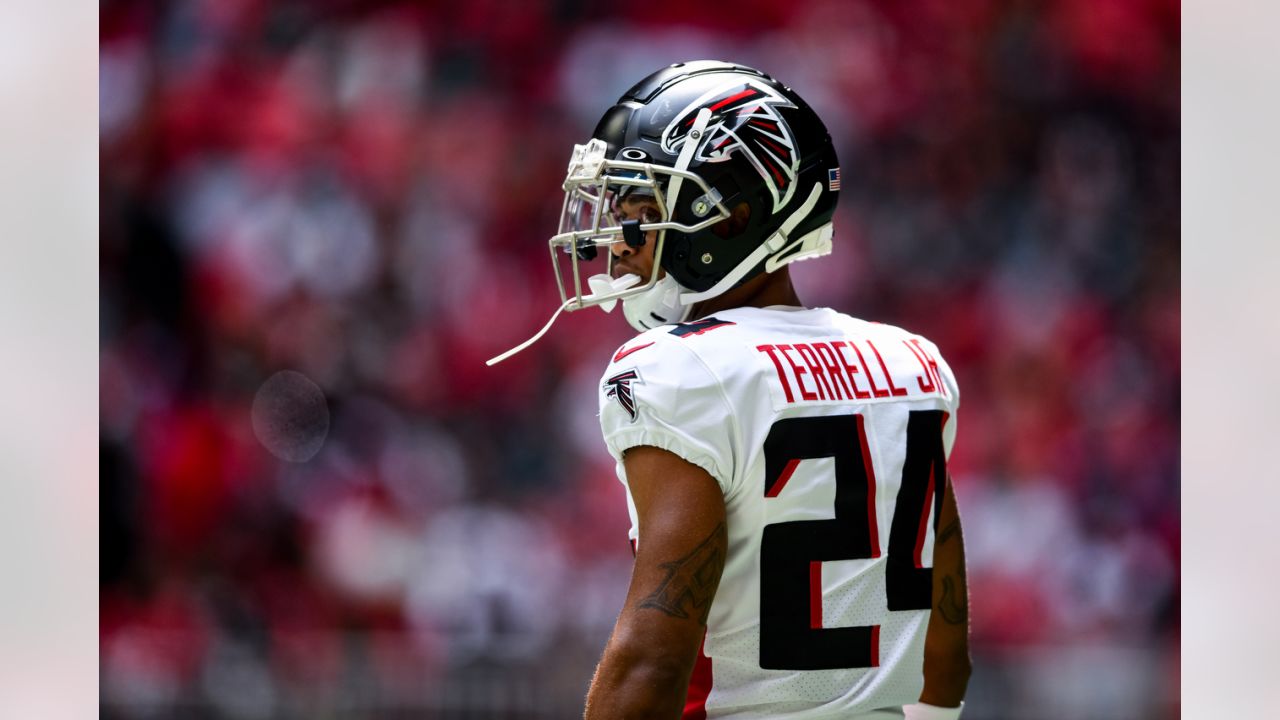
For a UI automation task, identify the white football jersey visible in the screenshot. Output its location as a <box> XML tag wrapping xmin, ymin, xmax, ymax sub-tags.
<box><xmin>597</xmin><ymin>306</ymin><xmax>960</xmax><ymax>719</ymax></box>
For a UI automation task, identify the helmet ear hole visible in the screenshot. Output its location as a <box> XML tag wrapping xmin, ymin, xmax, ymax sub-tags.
<box><xmin>711</xmin><ymin>202</ymin><xmax>752</xmax><ymax>239</ymax></box>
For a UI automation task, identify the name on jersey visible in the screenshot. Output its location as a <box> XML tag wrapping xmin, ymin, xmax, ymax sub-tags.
<box><xmin>756</xmin><ymin>338</ymin><xmax>946</xmax><ymax>405</ymax></box>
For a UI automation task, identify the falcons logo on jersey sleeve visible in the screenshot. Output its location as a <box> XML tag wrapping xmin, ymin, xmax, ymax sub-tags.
<box><xmin>660</xmin><ymin>78</ymin><xmax>800</xmax><ymax>213</ymax></box>
<box><xmin>603</xmin><ymin>368</ymin><xmax>643</xmax><ymax>422</ymax></box>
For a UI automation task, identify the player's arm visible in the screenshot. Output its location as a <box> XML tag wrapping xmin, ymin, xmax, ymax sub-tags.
<box><xmin>584</xmin><ymin>445</ymin><xmax>728</xmax><ymax>720</ymax></box>
<box><xmin>912</xmin><ymin>475</ymin><xmax>971</xmax><ymax>714</ymax></box>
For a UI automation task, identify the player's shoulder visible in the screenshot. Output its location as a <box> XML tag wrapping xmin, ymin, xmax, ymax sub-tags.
<box><xmin>823</xmin><ymin>311</ymin><xmax>959</xmax><ymax>397</ymax></box>
<box><xmin>828</xmin><ymin>312</ymin><xmax>945</xmax><ymax>354</ymax></box>
<box><xmin>843</xmin><ymin>314</ymin><xmax>959</xmax><ymax>403</ymax></box>
<box><xmin>603</xmin><ymin>325</ymin><xmax>683</xmax><ymax>374</ymax></box>
<box><xmin>597</xmin><ymin>320</ymin><xmax>737</xmax><ymax>440</ymax></box>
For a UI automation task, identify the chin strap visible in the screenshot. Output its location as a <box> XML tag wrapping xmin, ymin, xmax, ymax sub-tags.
<box><xmin>678</xmin><ymin>180</ymin><xmax>826</xmax><ymax>305</ymax></box>
<box><xmin>622</xmin><ymin>274</ymin><xmax>689</xmax><ymax>331</ymax></box>
<box><xmin>764</xmin><ymin>219</ymin><xmax>833</xmax><ymax>273</ymax></box>
<box><xmin>665</xmin><ymin>108</ymin><xmax>713</xmax><ymax>218</ymax></box>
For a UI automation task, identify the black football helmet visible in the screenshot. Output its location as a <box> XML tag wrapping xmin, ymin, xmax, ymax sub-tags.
<box><xmin>489</xmin><ymin>61</ymin><xmax>840</xmax><ymax>364</ymax></box>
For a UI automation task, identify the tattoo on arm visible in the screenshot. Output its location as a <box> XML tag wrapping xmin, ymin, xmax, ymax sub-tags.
<box><xmin>637</xmin><ymin>522</ymin><xmax>727</xmax><ymax>625</ymax></box>
<box><xmin>937</xmin><ymin>518</ymin><xmax>961</xmax><ymax>546</ymax></box>
<box><xmin>935</xmin><ymin>517</ymin><xmax>968</xmax><ymax>625</ymax></box>
<box><xmin>938</xmin><ymin>575</ymin><xmax>967</xmax><ymax>625</ymax></box>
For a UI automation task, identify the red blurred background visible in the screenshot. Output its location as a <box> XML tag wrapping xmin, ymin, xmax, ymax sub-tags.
<box><xmin>99</xmin><ymin>1</ymin><xmax>1179</xmax><ymax>717</ymax></box>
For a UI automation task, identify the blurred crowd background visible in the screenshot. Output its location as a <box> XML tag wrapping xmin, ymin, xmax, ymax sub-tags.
<box><xmin>99</xmin><ymin>0</ymin><xmax>1180</xmax><ymax>718</ymax></box>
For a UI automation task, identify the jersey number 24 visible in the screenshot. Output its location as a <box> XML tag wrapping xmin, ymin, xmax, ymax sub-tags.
<box><xmin>760</xmin><ymin>410</ymin><xmax>946</xmax><ymax>670</ymax></box>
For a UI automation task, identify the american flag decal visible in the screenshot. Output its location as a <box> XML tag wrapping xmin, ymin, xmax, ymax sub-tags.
<box><xmin>828</xmin><ymin>168</ymin><xmax>841</xmax><ymax>191</ymax></box>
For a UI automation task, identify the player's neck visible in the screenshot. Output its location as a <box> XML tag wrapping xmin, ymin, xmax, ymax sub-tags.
<box><xmin>690</xmin><ymin>269</ymin><xmax>803</xmax><ymax>319</ymax></box>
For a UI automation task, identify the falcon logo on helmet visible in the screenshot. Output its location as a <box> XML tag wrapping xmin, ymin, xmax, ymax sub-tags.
<box><xmin>603</xmin><ymin>368</ymin><xmax>643</xmax><ymax>422</ymax></box>
<box><xmin>661</xmin><ymin>79</ymin><xmax>800</xmax><ymax>213</ymax></box>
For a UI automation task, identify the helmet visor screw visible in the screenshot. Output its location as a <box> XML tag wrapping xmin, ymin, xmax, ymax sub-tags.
<box><xmin>701</xmin><ymin>253</ymin><xmax>714</xmax><ymax>264</ymax></box>
<box><xmin>693</xmin><ymin>200</ymin><xmax>708</xmax><ymax>216</ymax></box>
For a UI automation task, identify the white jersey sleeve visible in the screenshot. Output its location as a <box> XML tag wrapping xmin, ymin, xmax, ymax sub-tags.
<box><xmin>598</xmin><ymin>333</ymin><xmax>738</xmax><ymax>497</ymax></box>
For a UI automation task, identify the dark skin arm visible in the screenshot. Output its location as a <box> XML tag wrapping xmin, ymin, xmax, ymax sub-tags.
<box><xmin>584</xmin><ymin>445</ymin><xmax>728</xmax><ymax>720</ymax></box>
<box><xmin>918</xmin><ymin>475</ymin><xmax>972</xmax><ymax>707</ymax></box>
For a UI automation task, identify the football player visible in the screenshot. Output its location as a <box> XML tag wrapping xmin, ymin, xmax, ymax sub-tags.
<box><xmin>493</xmin><ymin>60</ymin><xmax>970</xmax><ymax>719</ymax></box>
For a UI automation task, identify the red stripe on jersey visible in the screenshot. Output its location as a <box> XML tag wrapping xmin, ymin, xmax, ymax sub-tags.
<box><xmin>809</xmin><ymin>561</ymin><xmax>823</xmax><ymax>629</ymax></box>
<box><xmin>766</xmin><ymin>458</ymin><xmax>801</xmax><ymax>497</ymax></box>
<box><xmin>870</xmin><ymin>625</ymin><xmax>881</xmax><ymax>667</ymax></box>
<box><xmin>683</xmin><ymin>633</ymin><xmax>713</xmax><ymax>720</ymax></box>
<box><xmin>857</xmin><ymin>416</ymin><xmax>882</xmax><ymax>558</ymax></box>
<box><xmin>914</xmin><ymin>464</ymin><xmax>936</xmax><ymax>568</ymax></box>
<box><xmin>613</xmin><ymin>341</ymin><xmax>655</xmax><ymax>363</ymax></box>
